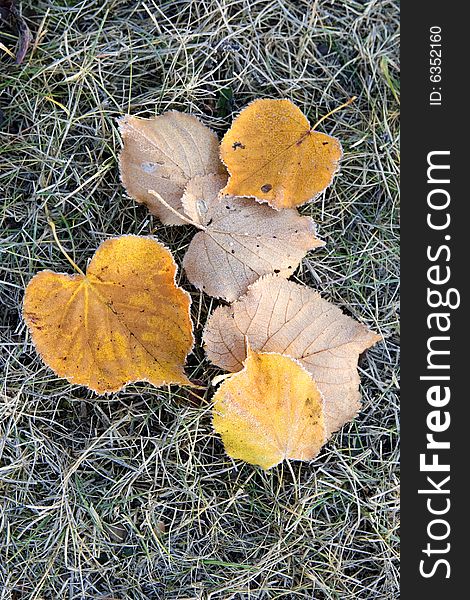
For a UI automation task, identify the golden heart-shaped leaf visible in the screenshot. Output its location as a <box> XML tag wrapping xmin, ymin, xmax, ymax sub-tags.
<box><xmin>204</xmin><ymin>275</ymin><xmax>380</xmax><ymax>435</ymax></box>
<box><xmin>220</xmin><ymin>99</ymin><xmax>342</xmax><ymax>209</ymax></box>
<box><xmin>213</xmin><ymin>346</ymin><xmax>326</xmax><ymax>469</ymax></box>
<box><xmin>23</xmin><ymin>236</ymin><xmax>194</xmax><ymax>393</ymax></box>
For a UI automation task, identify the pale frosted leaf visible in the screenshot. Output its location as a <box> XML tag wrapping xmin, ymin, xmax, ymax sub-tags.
<box><xmin>204</xmin><ymin>275</ymin><xmax>380</xmax><ymax>434</ymax></box>
<box><xmin>181</xmin><ymin>173</ymin><xmax>227</xmax><ymax>226</ymax></box>
<box><xmin>119</xmin><ymin>112</ymin><xmax>225</xmax><ymax>225</ymax></box>
<box><xmin>183</xmin><ymin>192</ymin><xmax>324</xmax><ymax>302</ymax></box>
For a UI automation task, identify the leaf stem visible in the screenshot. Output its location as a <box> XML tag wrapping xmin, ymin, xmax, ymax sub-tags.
<box><xmin>311</xmin><ymin>96</ymin><xmax>357</xmax><ymax>131</ymax></box>
<box><xmin>45</xmin><ymin>206</ymin><xmax>85</xmax><ymax>276</ymax></box>
<box><xmin>147</xmin><ymin>190</ymin><xmax>206</xmax><ymax>230</ymax></box>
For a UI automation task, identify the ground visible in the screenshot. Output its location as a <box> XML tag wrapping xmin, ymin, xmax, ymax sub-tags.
<box><xmin>0</xmin><ymin>1</ymin><xmax>399</xmax><ymax>598</ymax></box>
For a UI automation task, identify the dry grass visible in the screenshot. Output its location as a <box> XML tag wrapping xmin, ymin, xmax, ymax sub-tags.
<box><xmin>1</xmin><ymin>1</ymin><xmax>399</xmax><ymax>598</ymax></box>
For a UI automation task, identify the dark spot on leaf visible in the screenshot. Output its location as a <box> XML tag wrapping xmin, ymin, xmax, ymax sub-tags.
<box><xmin>260</xmin><ymin>184</ymin><xmax>272</xmax><ymax>193</ymax></box>
<box><xmin>232</xmin><ymin>141</ymin><xmax>245</xmax><ymax>150</ymax></box>
<box><xmin>274</xmin><ymin>269</ymin><xmax>280</xmax><ymax>274</ymax></box>
<box><xmin>322</xmin><ymin>141</ymin><xmax>328</xmax><ymax>146</ymax></box>
<box><xmin>231</xmin><ymin>249</ymin><xmax>235</xmax><ymax>254</ymax></box>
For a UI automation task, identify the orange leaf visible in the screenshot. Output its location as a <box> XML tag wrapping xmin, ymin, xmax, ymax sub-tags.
<box><xmin>212</xmin><ymin>346</ymin><xmax>326</xmax><ymax>469</ymax></box>
<box><xmin>23</xmin><ymin>236</ymin><xmax>194</xmax><ymax>393</ymax></box>
<box><xmin>220</xmin><ymin>99</ymin><xmax>342</xmax><ymax>209</ymax></box>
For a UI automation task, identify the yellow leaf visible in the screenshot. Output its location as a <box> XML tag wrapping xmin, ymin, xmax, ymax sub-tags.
<box><xmin>23</xmin><ymin>236</ymin><xmax>194</xmax><ymax>393</ymax></box>
<box><xmin>213</xmin><ymin>347</ymin><xmax>326</xmax><ymax>469</ymax></box>
<box><xmin>204</xmin><ymin>275</ymin><xmax>380</xmax><ymax>435</ymax></box>
<box><xmin>220</xmin><ymin>99</ymin><xmax>342</xmax><ymax>209</ymax></box>
<box><xmin>118</xmin><ymin>112</ymin><xmax>226</xmax><ymax>225</ymax></box>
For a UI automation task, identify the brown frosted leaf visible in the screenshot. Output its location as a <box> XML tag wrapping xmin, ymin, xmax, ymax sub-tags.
<box><xmin>213</xmin><ymin>346</ymin><xmax>326</xmax><ymax>470</ymax></box>
<box><xmin>23</xmin><ymin>236</ymin><xmax>194</xmax><ymax>394</ymax></box>
<box><xmin>182</xmin><ymin>175</ymin><xmax>324</xmax><ymax>302</ymax></box>
<box><xmin>118</xmin><ymin>112</ymin><xmax>226</xmax><ymax>225</ymax></box>
<box><xmin>220</xmin><ymin>98</ymin><xmax>343</xmax><ymax>209</ymax></box>
<box><xmin>204</xmin><ymin>275</ymin><xmax>380</xmax><ymax>435</ymax></box>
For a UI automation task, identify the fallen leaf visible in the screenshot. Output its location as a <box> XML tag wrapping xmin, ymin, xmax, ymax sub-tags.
<box><xmin>212</xmin><ymin>346</ymin><xmax>326</xmax><ymax>469</ymax></box>
<box><xmin>182</xmin><ymin>174</ymin><xmax>324</xmax><ymax>302</ymax></box>
<box><xmin>118</xmin><ymin>112</ymin><xmax>226</xmax><ymax>224</ymax></box>
<box><xmin>220</xmin><ymin>98</ymin><xmax>342</xmax><ymax>209</ymax></box>
<box><xmin>204</xmin><ymin>275</ymin><xmax>380</xmax><ymax>435</ymax></box>
<box><xmin>181</xmin><ymin>173</ymin><xmax>228</xmax><ymax>226</ymax></box>
<box><xmin>23</xmin><ymin>236</ymin><xmax>194</xmax><ymax>393</ymax></box>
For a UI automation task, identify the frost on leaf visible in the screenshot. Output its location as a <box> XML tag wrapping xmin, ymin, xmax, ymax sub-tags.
<box><xmin>220</xmin><ymin>98</ymin><xmax>343</xmax><ymax>209</ymax></box>
<box><xmin>118</xmin><ymin>112</ymin><xmax>226</xmax><ymax>224</ymax></box>
<box><xmin>23</xmin><ymin>236</ymin><xmax>194</xmax><ymax>393</ymax></box>
<box><xmin>181</xmin><ymin>173</ymin><xmax>228</xmax><ymax>226</ymax></box>
<box><xmin>212</xmin><ymin>346</ymin><xmax>326</xmax><ymax>470</ymax></box>
<box><xmin>182</xmin><ymin>174</ymin><xmax>324</xmax><ymax>302</ymax></box>
<box><xmin>204</xmin><ymin>275</ymin><xmax>380</xmax><ymax>435</ymax></box>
